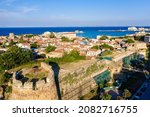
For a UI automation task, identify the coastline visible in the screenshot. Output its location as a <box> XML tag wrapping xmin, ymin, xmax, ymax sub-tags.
<box><xmin>1</xmin><ymin>26</ymin><xmax>150</xmax><ymax>38</ymax></box>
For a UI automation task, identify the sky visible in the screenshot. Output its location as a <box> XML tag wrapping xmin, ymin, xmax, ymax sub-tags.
<box><xmin>0</xmin><ymin>0</ymin><xmax>150</xmax><ymax>27</ymax></box>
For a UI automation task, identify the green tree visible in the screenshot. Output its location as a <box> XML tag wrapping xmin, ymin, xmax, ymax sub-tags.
<box><xmin>100</xmin><ymin>93</ymin><xmax>112</xmax><ymax>100</ymax></box>
<box><xmin>40</xmin><ymin>54</ymin><xmax>46</xmax><ymax>58</ymax></box>
<box><xmin>99</xmin><ymin>83</ymin><xmax>104</xmax><ymax>88</ymax></box>
<box><xmin>126</xmin><ymin>39</ymin><xmax>135</xmax><ymax>43</ymax></box>
<box><xmin>9</xmin><ymin>40</ymin><xmax>15</xmax><ymax>47</ymax></box>
<box><xmin>0</xmin><ymin>46</ymin><xmax>32</xmax><ymax>69</ymax></box>
<box><xmin>61</xmin><ymin>36</ymin><xmax>70</xmax><ymax>42</ymax></box>
<box><xmin>91</xmin><ymin>45</ymin><xmax>99</xmax><ymax>50</ymax></box>
<box><xmin>19</xmin><ymin>38</ymin><xmax>26</xmax><ymax>43</ymax></box>
<box><xmin>45</xmin><ymin>50</ymin><xmax>85</xmax><ymax>64</ymax></box>
<box><xmin>101</xmin><ymin>44</ymin><xmax>114</xmax><ymax>50</ymax></box>
<box><xmin>30</xmin><ymin>42</ymin><xmax>38</xmax><ymax>48</ymax></box>
<box><xmin>134</xmin><ymin>36</ymin><xmax>144</xmax><ymax>41</ymax></box>
<box><xmin>99</xmin><ymin>36</ymin><xmax>109</xmax><ymax>40</ymax></box>
<box><xmin>101</xmin><ymin>50</ymin><xmax>113</xmax><ymax>56</ymax></box>
<box><xmin>49</xmin><ymin>32</ymin><xmax>56</xmax><ymax>38</ymax></box>
<box><xmin>0</xmin><ymin>72</ymin><xmax>12</xmax><ymax>85</ymax></box>
<box><xmin>45</xmin><ymin>45</ymin><xmax>56</xmax><ymax>53</ymax></box>
<box><xmin>25</xmin><ymin>34</ymin><xmax>34</xmax><ymax>38</ymax></box>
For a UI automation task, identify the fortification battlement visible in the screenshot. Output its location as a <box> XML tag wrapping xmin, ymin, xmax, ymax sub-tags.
<box><xmin>12</xmin><ymin>62</ymin><xmax>54</xmax><ymax>90</ymax></box>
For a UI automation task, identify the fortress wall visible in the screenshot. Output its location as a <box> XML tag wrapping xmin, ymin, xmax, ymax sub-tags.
<box><xmin>36</xmin><ymin>80</ymin><xmax>46</xmax><ymax>89</ymax></box>
<box><xmin>41</xmin><ymin>62</ymin><xmax>52</xmax><ymax>71</ymax></box>
<box><xmin>62</xmin><ymin>78</ymin><xmax>96</xmax><ymax>100</ymax></box>
<box><xmin>60</xmin><ymin>59</ymin><xmax>125</xmax><ymax>100</ymax></box>
<box><xmin>11</xmin><ymin>79</ymin><xmax>57</xmax><ymax>100</ymax></box>
<box><xmin>11</xmin><ymin>64</ymin><xmax>58</xmax><ymax>100</ymax></box>
<box><xmin>11</xmin><ymin>85</ymin><xmax>53</xmax><ymax>100</ymax></box>
<box><xmin>11</xmin><ymin>49</ymin><xmax>147</xmax><ymax>100</ymax></box>
<box><xmin>13</xmin><ymin>80</ymin><xmax>23</xmax><ymax>88</ymax></box>
<box><xmin>136</xmin><ymin>42</ymin><xmax>147</xmax><ymax>50</ymax></box>
<box><xmin>23</xmin><ymin>82</ymin><xmax>33</xmax><ymax>89</ymax></box>
<box><xmin>61</xmin><ymin>67</ymin><xmax>108</xmax><ymax>100</ymax></box>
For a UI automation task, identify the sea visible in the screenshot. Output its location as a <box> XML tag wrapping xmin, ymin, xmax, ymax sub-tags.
<box><xmin>0</xmin><ymin>27</ymin><xmax>150</xmax><ymax>39</ymax></box>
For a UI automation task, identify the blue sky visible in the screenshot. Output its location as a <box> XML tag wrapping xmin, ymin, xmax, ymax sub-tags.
<box><xmin>0</xmin><ymin>0</ymin><xmax>150</xmax><ymax>27</ymax></box>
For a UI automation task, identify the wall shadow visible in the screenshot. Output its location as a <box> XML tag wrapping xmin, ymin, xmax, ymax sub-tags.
<box><xmin>49</xmin><ymin>62</ymin><xmax>61</xmax><ymax>100</ymax></box>
<box><xmin>31</xmin><ymin>78</ymin><xmax>39</xmax><ymax>90</ymax></box>
<box><xmin>16</xmin><ymin>71</ymin><xmax>29</xmax><ymax>86</ymax></box>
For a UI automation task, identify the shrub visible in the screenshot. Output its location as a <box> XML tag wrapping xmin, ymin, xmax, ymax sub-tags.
<box><xmin>91</xmin><ymin>45</ymin><xmax>99</xmax><ymax>50</ymax></box>
<box><xmin>30</xmin><ymin>42</ymin><xmax>38</xmax><ymax>49</ymax></box>
<box><xmin>45</xmin><ymin>45</ymin><xmax>56</xmax><ymax>53</ymax></box>
<box><xmin>61</xmin><ymin>36</ymin><xmax>70</xmax><ymax>42</ymax></box>
<box><xmin>25</xmin><ymin>34</ymin><xmax>34</xmax><ymax>38</ymax></box>
<box><xmin>46</xmin><ymin>50</ymin><xmax>86</xmax><ymax>64</ymax></box>
<box><xmin>101</xmin><ymin>50</ymin><xmax>113</xmax><ymax>56</ymax></box>
<box><xmin>99</xmin><ymin>36</ymin><xmax>109</xmax><ymax>40</ymax></box>
<box><xmin>101</xmin><ymin>44</ymin><xmax>114</xmax><ymax>50</ymax></box>
<box><xmin>40</xmin><ymin>54</ymin><xmax>46</xmax><ymax>58</ymax></box>
<box><xmin>0</xmin><ymin>46</ymin><xmax>32</xmax><ymax>70</ymax></box>
<box><xmin>126</xmin><ymin>39</ymin><xmax>135</xmax><ymax>43</ymax></box>
<box><xmin>5</xmin><ymin>86</ymin><xmax>12</xmax><ymax>93</ymax></box>
<box><xmin>49</xmin><ymin>32</ymin><xmax>56</xmax><ymax>38</ymax></box>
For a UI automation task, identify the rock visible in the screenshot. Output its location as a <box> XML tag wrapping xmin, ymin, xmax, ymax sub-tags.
<box><xmin>0</xmin><ymin>86</ymin><xmax>4</xmax><ymax>99</ymax></box>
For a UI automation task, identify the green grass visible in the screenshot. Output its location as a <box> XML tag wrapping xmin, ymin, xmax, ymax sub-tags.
<box><xmin>25</xmin><ymin>71</ymin><xmax>48</xmax><ymax>79</ymax></box>
<box><xmin>101</xmin><ymin>50</ymin><xmax>113</xmax><ymax>56</ymax></box>
<box><xmin>8</xmin><ymin>61</ymin><xmax>41</xmax><ymax>72</ymax></box>
<box><xmin>46</xmin><ymin>50</ymin><xmax>86</xmax><ymax>64</ymax></box>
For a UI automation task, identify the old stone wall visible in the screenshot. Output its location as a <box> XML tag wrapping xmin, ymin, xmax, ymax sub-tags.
<box><xmin>10</xmin><ymin>49</ymin><xmax>147</xmax><ymax>100</ymax></box>
<box><xmin>59</xmin><ymin>60</ymin><xmax>109</xmax><ymax>100</ymax></box>
<box><xmin>11</xmin><ymin>63</ymin><xmax>58</xmax><ymax>100</ymax></box>
<box><xmin>41</xmin><ymin>62</ymin><xmax>52</xmax><ymax>71</ymax></box>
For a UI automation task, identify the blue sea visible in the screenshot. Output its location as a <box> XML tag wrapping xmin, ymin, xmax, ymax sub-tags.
<box><xmin>0</xmin><ymin>27</ymin><xmax>150</xmax><ymax>38</ymax></box>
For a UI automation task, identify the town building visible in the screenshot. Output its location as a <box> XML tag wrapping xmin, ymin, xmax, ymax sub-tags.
<box><xmin>9</xmin><ymin>33</ymin><xmax>15</xmax><ymax>39</ymax></box>
<box><xmin>144</xmin><ymin>36</ymin><xmax>150</xmax><ymax>43</ymax></box>
<box><xmin>56</xmin><ymin>32</ymin><xmax>76</xmax><ymax>39</ymax></box>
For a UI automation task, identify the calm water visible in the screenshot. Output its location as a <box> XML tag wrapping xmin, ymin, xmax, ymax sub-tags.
<box><xmin>0</xmin><ymin>27</ymin><xmax>150</xmax><ymax>38</ymax></box>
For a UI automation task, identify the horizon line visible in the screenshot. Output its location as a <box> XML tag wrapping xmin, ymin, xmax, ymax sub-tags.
<box><xmin>0</xmin><ymin>25</ymin><xmax>150</xmax><ymax>28</ymax></box>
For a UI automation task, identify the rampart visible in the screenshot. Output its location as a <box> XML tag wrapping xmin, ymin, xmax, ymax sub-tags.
<box><xmin>11</xmin><ymin>62</ymin><xmax>57</xmax><ymax>100</ymax></box>
<box><xmin>10</xmin><ymin>45</ymin><xmax>147</xmax><ymax>100</ymax></box>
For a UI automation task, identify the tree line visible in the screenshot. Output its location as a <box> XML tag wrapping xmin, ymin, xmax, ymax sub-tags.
<box><xmin>0</xmin><ymin>46</ymin><xmax>32</xmax><ymax>70</ymax></box>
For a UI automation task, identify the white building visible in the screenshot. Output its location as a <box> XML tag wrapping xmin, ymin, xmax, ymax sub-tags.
<box><xmin>9</xmin><ymin>33</ymin><xmax>15</xmax><ymax>39</ymax></box>
<box><xmin>56</xmin><ymin>32</ymin><xmax>76</xmax><ymax>39</ymax></box>
<box><xmin>16</xmin><ymin>43</ymin><xmax>30</xmax><ymax>49</ymax></box>
<box><xmin>46</xmin><ymin>51</ymin><xmax>63</xmax><ymax>58</ymax></box>
<box><xmin>42</xmin><ymin>31</ymin><xmax>51</xmax><ymax>37</ymax></box>
<box><xmin>86</xmin><ymin>50</ymin><xmax>101</xmax><ymax>57</ymax></box>
<box><xmin>128</xmin><ymin>27</ymin><xmax>138</xmax><ymax>31</ymax></box>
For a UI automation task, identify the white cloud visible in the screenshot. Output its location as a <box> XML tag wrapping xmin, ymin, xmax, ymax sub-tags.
<box><xmin>19</xmin><ymin>6</ymin><xmax>39</xmax><ymax>13</ymax></box>
<box><xmin>0</xmin><ymin>6</ymin><xmax>39</xmax><ymax>18</ymax></box>
<box><xmin>1</xmin><ymin>0</ymin><xmax>16</xmax><ymax>6</ymax></box>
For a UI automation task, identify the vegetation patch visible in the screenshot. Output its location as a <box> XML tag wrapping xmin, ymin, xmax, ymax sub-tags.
<box><xmin>46</xmin><ymin>50</ymin><xmax>86</xmax><ymax>64</ymax></box>
<box><xmin>45</xmin><ymin>45</ymin><xmax>56</xmax><ymax>53</ymax></box>
<box><xmin>101</xmin><ymin>50</ymin><xmax>113</xmax><ymax>56</ymax></box>
<box><xmin>101</xmin><ymin>44</ymin><xmax>114</xmax><ymax>51</ymax></box>
<box><xmin>0</xmin><ymin>46</ymin><xmax>32</xmax><ymax>70</ymax></box>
